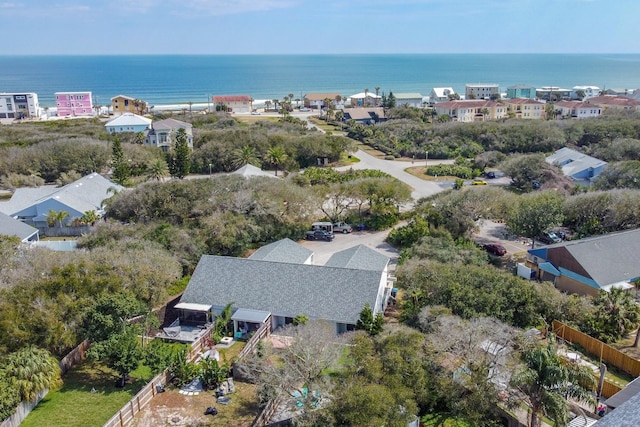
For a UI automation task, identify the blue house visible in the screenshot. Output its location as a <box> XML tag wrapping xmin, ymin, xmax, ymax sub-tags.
<box><xmin>506</xmin><ymin>84</ymin><xmax>536</xmax><ymax>99</ymax></box>
<box><xmin>546</xmin><ymin>147</ymin><xmax>607</xmax><ymax>184</ymax></box>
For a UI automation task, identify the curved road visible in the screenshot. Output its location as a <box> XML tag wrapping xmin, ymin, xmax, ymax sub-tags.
<box><xmin>338</xmin><ymin>149</ymin><xmax>453</xmax><ymax>202</ymax></box>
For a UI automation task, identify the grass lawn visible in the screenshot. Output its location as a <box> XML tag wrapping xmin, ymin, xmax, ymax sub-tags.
<box><xmin>21</xmin><ymin>360</ymin><xmax>153</xmax><ymax>427</ymax></box>
<box><xmin>405</xmin><ymin>165</ymin><xmax>456</xmax><ymax>182</ymax></box>
<box><xmin>234</xmin><ymin>115</ymin><xmax>279</xmax><ymax>125</ymax></box>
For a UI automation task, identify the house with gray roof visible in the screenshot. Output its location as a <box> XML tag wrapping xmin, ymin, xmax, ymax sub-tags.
<box><xmin>0</xmin><ymin>173</ymin><xmax>123</xmax><ymax>229</ymax></box>
<box><xmin>0</xmin><ymin>212</ymin><xmax>39</xmax><ymax>242</ymax></box>
<box><xmin>232</xmin><ymin>164</ymin><xmax>279</xmax><ymax>179</ymax></box>
<box><xmin>528</xmin><ymin>228</ymin><xmax>640</xmax><ymax>296</ymax></box>
<box><xmin>596</xmin><ymin>377</ymin><xmax>640</xmax><ymax>426</ymax></box>
<box><xmin>179</xmin><ymin>241</ymin><xmax>391</xmax><ymax>335</ymax></box>
<box><xmin>546</xmin><ymin>147</ymin><xmax>607</xmax><ymax>184</ymax></box>
<box><xmin>144</xmin><ymin>118</ymin><xmax>193</xmax><ymax>151</ymax></box>
<box><xmin>249</xmin><ymin>238</ymin><xmax>313</xmax><ymax>264</ymax></box>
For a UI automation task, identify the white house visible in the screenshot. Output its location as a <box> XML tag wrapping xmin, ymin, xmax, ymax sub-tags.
<box><xmin>394</xmin><ymin>93</ymin><xmax>424</xmax><ymax>108</ymax></box>
<box><xmin>303</xmin><ymin>93</ymin><xmax>344</xmax><ymax>110</ymax></box>
<box><xmin>572</xmin><ymin>86</ymin><xmax>600</xmax><ymax>100</ymax></box>
<box><xmin>429</xmin><ymin>87</ymin><xmax>456</xmax><ymax>104</ymax></box>
<box><xmin>0</xmin><ymin>92</ymin><xmax>40</xmax><ymax>119</ymax></box>
<box><xmin>178</xmin><ymin>241</ymin><xmax>392</xmax><ymax>335</ymax></box>
<box><xmin>105</xmin><ymin>113</ymin><xmax>152</xmax><ymax>133</ymax></box>
<box><xmin>554</xmin><ymin>101</ymin><xmax>602</xmax><ymax>119</ymax></box>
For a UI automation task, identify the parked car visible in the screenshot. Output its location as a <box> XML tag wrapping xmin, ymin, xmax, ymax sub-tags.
<box><xmin>485</xmin><ymin>171</ymin><xmax>496</xmax><ymax>179</ymax></box>
<box><xmin>333</xmin><ymin>222</ymin><xmax>353</xmax><ymax>233</ymax></box>
<box><xmin>539</xmin><ymin>231</ymin><xmax>562</xmax><ymax>245</ymax></box>
<box><xmin>299</xmin><ymin>107</ymin><xmax>311</xmax><ymax>112</ymax></box>
<box><xmin>251</xmin><ymin>110</ymin><xmax>261</xmax><ymax>115</ymax></box>
<box><xmin>305</xmin><ymin>230</ymin><xmax>334</xmax><ymax>241</ymax></box>
<box><xmin>471</xmin><ymin>179</ymin><xmax>488</xmax><ymax>185</ymax></box>
<box><xmin>482</xmin><ymin>243</ymin><xmax>507</xmax><ymax>256</ymax></box>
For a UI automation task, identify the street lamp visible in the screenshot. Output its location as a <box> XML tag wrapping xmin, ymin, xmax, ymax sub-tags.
<box><xmin>208</xmin><ymin>163</ymin><xmax>212</xmax><ymax>175</ymax></box>
<box><xmin>425</xmin><ymin>151</ymin><xmax>428</xmax><ymax>173</ymax></box>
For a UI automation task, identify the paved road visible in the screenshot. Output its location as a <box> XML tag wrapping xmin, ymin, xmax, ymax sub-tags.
<box><xmin>337</xmin><ymin>149</ymin><xmax>453</xmax><ymax>202</ymax></box>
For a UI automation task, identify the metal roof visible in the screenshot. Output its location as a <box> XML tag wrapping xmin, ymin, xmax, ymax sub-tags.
<box><xmin>105</xmin><ymin>113</ymin><xmax>152</xmax><ymax>127</ymax></box>
<box><xmin>174</xmin><ymin>302</ymin><xmax>212</xmax><ymax>311</ymax></box>
<box><xmin>231</xmin><ymin>308</ymin><xmax>271</xmax><ymax>323</ymax></box>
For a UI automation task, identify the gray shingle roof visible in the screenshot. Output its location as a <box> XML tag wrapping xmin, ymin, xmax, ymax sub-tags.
<box><xmin>0</xmin><ymin>212</ymin><xmax>38</xmax><ymax>241</ymax></box>
<box><xmin>249</xmin><ymin>238</ymin><xmax>313</xmax><ymax>264</ymax></box>
<box><xmin>180</xmin><ymin>254</ymin><xmax>386</xmax><ymax>324</ymax></box>
<box><xmin>596</xmin><ymin>383</ymin><xmax>640</xmax><ymax>426</ymax></box>
<box><xmin>151</xmin><ymin>118</ymin><xmax>192</xmax><ymax>131</ymax></box>
<box><xmin>549</xmin><ymin>229</ymin><xmax>640</xmax><ymax>287</ymax></box>
<box><xmin>324</xmin><ymin>245</ymin><xmax>389</xmax><ymax>271</ymax></box>
<box><xmin>546</xmin><ymin>147</ymin><xmax>607</xmax><ymax>178</ymax></box>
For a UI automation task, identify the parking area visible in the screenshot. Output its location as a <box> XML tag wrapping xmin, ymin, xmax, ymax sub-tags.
<box><xmin>297</xmin><ymin>227</ymin><xmax>400</xmax><ymax>270</ymax></box>
<box><xmin>474</xmin><ymin>219</ymin><xmax>533</xmax><ymax>256</ymax></box>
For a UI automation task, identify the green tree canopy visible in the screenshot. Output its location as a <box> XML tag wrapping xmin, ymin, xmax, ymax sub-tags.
<box><xmin>506</xmin><ymin>190</ymin><xmax>564</xmax><ymax>248</ymax></box>
<box><xmin>169</xmin><ymin>128</ymin><xmax>191</xmax><ymax>179</ymax></box>
<box><xmin>2</xmin><ymin>346</ymin><xmax>62</xmax><ymax>402</ymax></box>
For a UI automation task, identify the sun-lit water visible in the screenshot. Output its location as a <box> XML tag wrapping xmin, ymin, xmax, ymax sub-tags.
<box><xmin>1</xmin><ymin>54</ymin><xmax>639</xmax><ymax>107</ymax></box>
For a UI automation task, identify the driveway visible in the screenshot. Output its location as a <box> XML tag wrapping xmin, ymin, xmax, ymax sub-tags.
<box><xmin>297</xmin><ymin>227</ymin><xmax>400</xmax><ymax>273</ymax></box>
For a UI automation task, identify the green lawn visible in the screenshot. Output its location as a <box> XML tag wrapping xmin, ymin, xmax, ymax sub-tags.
<box><xmin>21</xmin><ymin>360</ymin><xmax>153</xmax><ymax>427</ymax></box>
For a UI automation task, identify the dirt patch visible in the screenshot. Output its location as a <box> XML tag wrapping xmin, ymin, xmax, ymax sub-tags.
<box><xmin>132</xmin><ymin>382</ymin><xmax>259</xmax><ymax>427</ymax></box>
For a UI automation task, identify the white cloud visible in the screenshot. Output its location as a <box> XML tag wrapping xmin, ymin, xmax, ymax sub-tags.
<box><xmin>179</xmin><ymin>0</ymin><xmax>297</xmax><ymax>15</ymax></box>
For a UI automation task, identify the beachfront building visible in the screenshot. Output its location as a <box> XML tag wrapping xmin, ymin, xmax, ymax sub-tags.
<box><xmin>571</xmin><ymin>85</ymin><xmax>600</xmax><ymax>100</ymax></box>
<box><xmin>465</xmin><ymin>84</ymin><xmax>500</xmax><ymax>100</ymax></box>
<box><xmin>212</xmin><ymin>95</ymin><xmax>252</xmax><ymax>113</ymax></box>
<box><xmin>145</xmin><ymin>118</ymin><xmax>193</xmax><ymax>151</ymax></box>
<box><xmin>111</xmin><ymin>95</ymin><xmax>147</xmax><ymax>116</ymax></box>
<box><xmin>502</xmin><ymin>98</ymin><xmax>545</xmax><ymax>120</ymax></box>
<box><xmin>602</xmin><ymin>88</ymin><xmax>635</xmax><ymax>97</ymax></box>
<box><xmin>349</xmin><ymin>91</ymin><xmax>382</xmax><ymax>107</ymax></box>
<box><xmin>429</xmin><ymin>87</ymin><xmax>457</xmax><ymax>104</ymax></box>
<box><xmin>105</xmin><ymin>113</ymin><xmax>152</xmax><ymax>133</ymax></box>
<box><xmin>394</xmin><ymin>93</ymin><xmax>424</xmax><ymax>108</ymax></box>
<box><xmin>55</xmin><ymin>91</ymin><xmax>93</xmax><ymax>117</ymax></box>
<box><xmin>0</xmin><ymin>92</ymin><xmax>40</xmax><ymax>119</ymax></box>
<box><xmin>506</xmin><ymin>84</ymin><xmax>536</xmax><ymax>99</ymax></box>
<box><xmin>586</xmin><ymin>95</ymin><xmax>640</xmax><ymax>112</ymax></box>
<box><xmin>553</xmin><ymin>101</ymin><xmax>602</xmax><ymax>119</ymax></box>
<box><xmin>303</xmin><ymin>93</ymin><xmax>343</xmax><ymax>110</ymax></box>
<box><xmin>535</xmin><ymin>87</ymin><xmax>571</xmax><ymax>102</ymax></box>
<box><xmin>434</xmin><ymin>100</ymin><xmax>506</xmax><ymax>122</ymax></box>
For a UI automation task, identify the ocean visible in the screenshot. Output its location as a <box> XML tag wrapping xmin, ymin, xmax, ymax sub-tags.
<box><xmin>1</xmin><ymin>54</ymin><xmax>639</xmax><ymax>108</ymax></box>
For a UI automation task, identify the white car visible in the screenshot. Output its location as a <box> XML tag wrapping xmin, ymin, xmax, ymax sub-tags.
<box><xmin>299</xmin><ymin>107</ymin><xmax>311</xmax><ymax>112</ymax></box>
<box><xmin>251</xmin><ymin>110</ymin><xmax>261</xmax><ymax>115</ymax></box>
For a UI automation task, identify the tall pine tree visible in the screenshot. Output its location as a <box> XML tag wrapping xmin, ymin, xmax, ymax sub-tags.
<box><xmin>169</xmin><ymin>128</ymin><xmax>191</xmax><ymax>179</ymax></box>
<box><xmin>111</xmin><ymin>137</ymin><xmax>130</xmax><ymax>185</ymax></box>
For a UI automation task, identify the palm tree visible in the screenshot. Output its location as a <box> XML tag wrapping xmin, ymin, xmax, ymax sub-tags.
<box><xmin>232</xmin><ymin>145</ymin><xmax>260</xmax><ymax>169</ymax></box>
<box><xmin>265</xmin><ymin>100</ymin><xmax>272</xmax><ymax>111</ymax></box>
<box><xmin>375</xmin><ymin>86</ymin><xmax>380</xmax><ymax>96</ymax></box>
<box><xmin>214</xmin><ymin>302</ymin><xmax>234</xmax><ymax>338</ymax></box>
<box><xmin>147</xmin><ymin>158</ymin><xmax>169</xmax><ymax>181</ymax></box>
<box><xmin>93</xmin><ymin>103</ymin><xmax>101</xmax><ymax>117</ymax></box>
<box><xmin>510</xmin><ymin>339</ymin><xmax>596</xmax><ymax>427</ymax></box>
<box><xmin>46</xmin><ymin>209</ymin><xmax>69</xmax><ymax>228</ymax></box>
<box><xmin>590</xmin><ymin>288</ymin><xmax>640</xmax><ymax>343</ymax></box>
<box><xmin>266</xmin><ymin>146</ymin><xmax>288</xmax><ymax>176</ymax></box>
<box><xmin>4</xmin><ymin>346</ymin><xmax>62</xmax><ymax>402</ymax></box>
<box><xmin>79</xmin><ymin>210</ymin><xmax>100</xmax><ymax>226</ymax></box>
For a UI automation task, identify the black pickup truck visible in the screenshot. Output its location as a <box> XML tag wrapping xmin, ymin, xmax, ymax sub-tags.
<box><xmin>305</xmin><ymin>230</ymin><xmax>335</xmax><ymax>241</ymax></box>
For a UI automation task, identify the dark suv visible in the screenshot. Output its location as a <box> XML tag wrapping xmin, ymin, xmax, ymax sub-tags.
<box><xmin>305</xmin><ymin>230</ymin><xmax>335</xmax><ymax>241</ymax></box>
<box><xmin>539</xmin><ymin>231</ymin><xmax>562</xmax><ymax>245</ymax></box>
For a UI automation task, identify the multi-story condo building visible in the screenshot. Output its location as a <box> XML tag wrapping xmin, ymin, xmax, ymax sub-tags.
<box><xmin>434</xmin><ymin>100</ymin><xmax>506</xmax><ymax>122</ymax></box>
<box><xmin>506</xmin><ymin>84</ymin><xmax>536</xmax><ymax>99</ymax></box>
<box><xmin>571</xmin><ymin>86</ymin><xmax>600</xmax><ymax>100</ymax></box>
<box><xmin>55</xmin><ymin>91</ymin><xmax>93</xmax><ymax>117</ymax></box>
<box><xmin>0</xmin><ymin>92</ymin><xmax>40</xmax><ymax>119</ymax></box>
<box><xmin>503</xmin><ymin>98</ymin><xmax>545</xmax><ymax>119</ymax></box>
<box><xmin>465</xmin><ymin>84</ymin><xmax>500</xmax><ymax>100</ymax></box>
<box><xmin>536</xmin><ymin>87</ymin><xmax>572</xmax><ymax>101</ymax></box>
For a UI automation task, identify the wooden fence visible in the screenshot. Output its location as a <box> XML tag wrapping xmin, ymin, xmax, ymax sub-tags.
<box><xmin>552</xmin><ymin>320</ymin><xmax>640</xmax><ymax>377</ymax></box>
<box><xmin>252</xmin><ymin>393</ymin><xmax>286</xmax><ymax>427</ymax></box>
<box><xmin>600</xmin><ymin>380</ymin><xmax>623</xmax><ymax>399</ymax></box>
<box><xmin>1</xmin><ymin>340</ymin><xmax>90</xmax><ymax>427</ymax></box>
<box><xmin>238</xmin><ymin>316</ymin><xmax>272</xmax><ymax>360</ymax></box>
<box><xmin>103</xmin><ymin>323</ymin><xmax>215</xmax><ymax>427</ymax></box>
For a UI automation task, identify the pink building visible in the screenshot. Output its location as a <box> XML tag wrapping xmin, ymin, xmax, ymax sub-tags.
<box><xmin>55</xmin><ymin>91</ymin><xmax>93</xmax><ymax>117</ymax></box>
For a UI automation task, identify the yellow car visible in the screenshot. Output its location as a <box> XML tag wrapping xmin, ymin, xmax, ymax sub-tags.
<box><xmin>471</xmin><ymin>179</ymin><xmax>488</xmax><ymax>185</ymax></box>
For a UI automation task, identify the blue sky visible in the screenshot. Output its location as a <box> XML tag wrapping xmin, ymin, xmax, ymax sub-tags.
<box><xmin>1</xmin><ymin>0</ymin><xmax>638</xmax><ymax>55</ymax></box>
